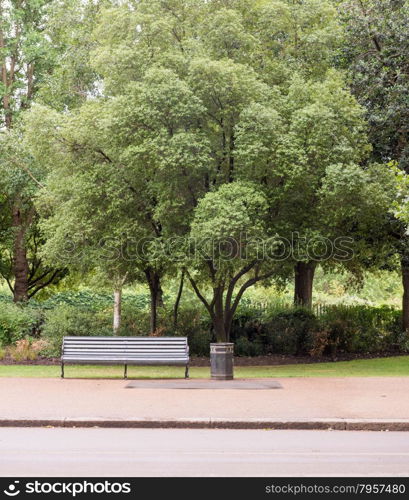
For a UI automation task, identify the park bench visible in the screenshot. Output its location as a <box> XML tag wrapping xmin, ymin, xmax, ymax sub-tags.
<box><xmin>61</xmin><ymin>336</ymin><xmax>190</xmax><ymax>379</ymax></box>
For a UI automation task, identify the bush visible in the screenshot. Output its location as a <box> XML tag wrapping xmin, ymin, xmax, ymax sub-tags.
<box><xmin>119</xmin><ymin>304</ymin><xmax>151</xmax><ymax>336</ymax></box>
<box><xmin>1</xmin><ymin>291</ymin><xmax>405</xmax><ymax>360</ymax></box>
<box><xmin>8</xmin><ymin>338</ymin><xmax>49</xmax><ymax>361</ymax></box>
<box><xmin>392</xmin><ymin>330</ymin><xmax>409</xmax><ymax>353</ymax></box>
<box><xmin>228</xmin><ymin>303</ymin><xmax>405</xmax><ymax>357</ymax></box>
<box><xmin>316</xmin><ymin>305</ymin><xmax>403</xmax><ymax>356</ymax></box>
<box><xmin>0</xmin><ymin>303</ymin><xmax>42</xmax><ymax>346</ymax></box>
<box><xmin>235</xmin><ymin>336</ymin><xmax>263</xmax><ymax>356</ymax></box>
<box><xmin>189</xmin><ymin>330</ymin><xmax>213</xmax><ymax>356</ymax></box>
<box><xmin>230</xmin><ymin>304</ymin><xmax>263</xmax><ymax>343</ymax></box>
<box><xmin>263</xmin><ymin>308</ymin><xmax>318</xmax><ymax>355</ymax></box>
<box><xmin>171</xmin><ymin>306</ymin><xmax>212</xmax><ymax>354</ymax></box>
<box><xmin>34</xmin><ymin>290</ymin><xmax>150</xmax><ymax>311</ymax></box>
<box><xmin>41</xmin><ymin>305</ymin><xmax>113</xmax><ymax>356</ymax></box>
<box><xmin>40</xmin><ymin>302</ymin><xmax>213</xmax><ymax>357</ymax></box>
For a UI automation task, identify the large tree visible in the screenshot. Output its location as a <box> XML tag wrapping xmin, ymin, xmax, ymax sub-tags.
<box><xmin>0</xmin><ymin>0</ymin><xmax>54</xmax><ymax>301</ymax></box>
<box><xmin>25</xmin><ymin>63</ymin><xmax>210</xmax><ymax>332</ymax></box>
<box><xmin>0</xmin><ymin>128</ymin><xmax>68</xmax><ymax>300</ymax></box>
<box><xmin>186</xmin><ymin>182</ymin><xmax>277</xmax><ymax>342</ymax></box>
<box><xmin>0</xmin><ymin>0</ymin><xmax>100</xmax><ymax>301</ymax></box>
<box><xmin>26</xmin><ymin>0</ymin><xmax>395</xmax><ymax>334</ymax></box>
<box><xmin>26</xmin><ymin>0</ymin><xmax>274</xmax><ymax>328</ymax></box>
<box><xmin>339</xmin><ymin>0</ymin><xmax>409</xmax><ymax>329</ymax></box>
<box><xmin>234</xmin><ymin>71</ymin><xmax>394</xmax><ymax>307</ymax></box>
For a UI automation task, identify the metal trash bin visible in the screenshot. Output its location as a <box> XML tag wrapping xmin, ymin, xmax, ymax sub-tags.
<box><xmin>210</xmin><ymin>343</ymin><xmax>234</xmax><ymax>380</ymax></box>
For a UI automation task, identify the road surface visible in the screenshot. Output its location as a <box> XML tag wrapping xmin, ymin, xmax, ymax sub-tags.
<box><xmin>0</xmin><ymin>428</ymin><xmax>408</xmax><ymax>477</ymax></box>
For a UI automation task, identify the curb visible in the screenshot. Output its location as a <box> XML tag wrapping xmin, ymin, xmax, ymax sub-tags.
<box><xmin>2</xmin><ymin>417</ymin><xmax>409</xmax><ymax>431</ymax></box>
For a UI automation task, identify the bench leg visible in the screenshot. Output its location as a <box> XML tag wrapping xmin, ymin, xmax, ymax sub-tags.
<box><xmin>124</xmin><ymin>364</ymin><xmax>128</xmax><ymax>379</ymax></box>
<box><xmin>185</xmin><ymin>364</ymin><xmax>189</xmax><ymax>379</ymax></box>
<box><xmin>61</xmin><ymin>362</ymin><xmax>64</xmax><ymax>379</ymax></box>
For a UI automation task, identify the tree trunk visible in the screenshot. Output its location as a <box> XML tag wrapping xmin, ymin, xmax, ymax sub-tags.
<box><xmin>12</xmin><ymin>205</ymin><xmax>29</xmax><ymax>303</ymax></box>
<box><xmin>113</xmin><ymin>288</ymin><xmax>122</xmax><ymax>336</ymax></box>
<box><xmin>151</xmin><ymin>288</ymin><xmax>158</xmax><ymax>333</ymax></box>
<box><xmin>213</xmin><ymin>314</ymin><xmax>228</xmax><ymax>343</ymax></box>
<box><xmin>401</xmin><ymin>259</ymin><xmax>409</xmax><ymax>332</ymax></box>
<box><xmin>173</xmin><ymin>270</ymin><xmax>185</xmax><ymax>329</ymax></box>
<box><xmin>145</xmin><ymin>269</ymin><xmax>162</xmax><ymax>334</ymax></box>
<box><xmin>294</xmin><ymin>261</ymin><xmax>316</xmax><ymax>308</ymax></box>
<box><xmin>156</xmin><ymin>282</ymin><xmax>164</xmax><ymax>308</ymax></box>
<box><xmin>213</xmin><ymin>287</ymin><xmax>228</xmax><ymax>342</ymax></box>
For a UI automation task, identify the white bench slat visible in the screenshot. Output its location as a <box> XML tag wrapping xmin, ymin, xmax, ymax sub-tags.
<box><xmin>61</xmin><ymin>336</ymin><xmax>190</xmax><ymax>378</ymax></box>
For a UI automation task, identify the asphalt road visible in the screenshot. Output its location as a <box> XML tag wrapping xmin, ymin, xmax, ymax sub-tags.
<box><xmin>0</xmin><ymin>428</ymin><xmax>409</xmax><ymax>477</ymax></box>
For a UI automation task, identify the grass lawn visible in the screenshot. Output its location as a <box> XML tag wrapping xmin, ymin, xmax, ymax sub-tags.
<box><xmin>0</xmin><ymin>355</ymin><xmax>408</xmax><ymax>378</ymax></box>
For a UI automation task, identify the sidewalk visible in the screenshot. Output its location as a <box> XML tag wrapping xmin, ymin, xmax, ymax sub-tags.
<box><xmin>3</xmin><ymin>377</ymin><xmax>409</xmax><ymax>430</ymax></box>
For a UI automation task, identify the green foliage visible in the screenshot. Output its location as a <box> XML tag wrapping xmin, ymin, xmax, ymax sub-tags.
<box><xmin>188</xmin><ymin>181</ymin><xmax>274</xmax><ymax>341</ymax></box>
<box><xmin>23</xmin><ymin>0</ymin><xmax>397</xmax><ymax>340</ymax></box>
<box><xmin>317</xmin><ymin>305</ymin><xmax>403</xmax><ymax>355</ymax></box>
<box><xmin>338</xmin><ymin>0</ymin><xmax>409</xmax><ymax>288</ymax></box>
<box><xmin>0</xmin><ymin>0</ymin><xmax>70</xmax><ymax>302</ymax></box>
<box><xmin>0</xmin><ymin>0</ymin><xmax>404</xmax><ymax>346</ymax></box>
<box><xmin>36</xmin><ymin>290</ymin><xmax>150</xmax><ymax>311</ymax></box>
<box><xmin>235</xmin><ymin>336</ymin><xmax>263</xmax><ymax>357</ymax></box>
<box><xmin>188</xmin><ymin>330</ymin><xmax>213</xmax><ymax>357</ymax></box>
<box><xmin>263</xmin><ymin>309</ymin><xmax>319</xmax><ymax>355</ymax></box>
<box><xmin>0</xmin><ymin>303</ymin><xmax>42</xmax><ymax>346</ymax></box>
<box><xmin>40</xmin><ymin>301</ymin><xmax>213</xmax><ymax>357</ymax></box>
<box><xmin>339</xmin><ymin>0</ymin><xmax>409</xmax><ymax>171</ymax></box>
<box><xmin>191</xmin><ymin>302</ymin><xmax>408</xmax><ymax>357</ymax></box>
<box><xmin>0</xmin><ymin>0</ymin><xmax>55</xmax><ymax>125</ymax></box>
<box><xmin>228</xmin><ymin>303</ymin><xmax>406</xmax><ymax>357</ymax></box>
<box><xmin>38</xmin><ymin>0</ymin><xmax>101</xmax><ymax>110</ymax></box>
<box><xmin>0</xmin><ymin>285</ymin><xmax>407</xmax><ymax>358</ymax></box>
<box><xmin>41</xmin><ymin>304</ymin><xmax>113</xmax><ymax>356</ymax></box>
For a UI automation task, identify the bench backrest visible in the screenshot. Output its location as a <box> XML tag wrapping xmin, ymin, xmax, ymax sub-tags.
<box><xmin>62</xmin><ymin>336</ymin><xmax>189</xmax><ymax>360</ymax></box>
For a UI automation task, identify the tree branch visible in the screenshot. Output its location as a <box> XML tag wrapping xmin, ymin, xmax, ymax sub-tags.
<box><xmin>28</xmin><ymin>268</ymin><xmax>56</xmax><ymax>290</ymax></box>
<box><xmin>186</xmin><ymin>270</ymin><xmax>214</xmax><ymax>318</ymax></box>
<box><xmin>9</xmin><ymin>157</ymin><xmax>45</xmax><ymax>189</ymax></box>
<box><xmin>224</xmin><ymin>259</ymin><xmax>257</xmax><ymax>318</ymax></box>
<box><xmin>5</xmin><ymin>277</ymin><xmax>14</xmax><ymax>294</ymax></box>
<box><xmin>28</xmin><ymin>270</ymin><xmax>62</xmax><ymax>298</ymax></box>
<box><xmin>230</xmin><ymin>268</ymin><xmax>276</xmax><ymax>319</ymax></box>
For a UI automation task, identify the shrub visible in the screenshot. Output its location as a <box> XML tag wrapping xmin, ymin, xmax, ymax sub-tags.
<box><xmin>230</xmin><ymin>304</ymin><xmax>263</xmax><ymax>343</ymax></box>
<box><xmin>0</xmin><ymin>303</ymin><xmax>42</xmax><ymax>346</ymax></box>
<box><xmin>41</xmin><ymin>301</ymin><xmax>214</xmax><ymax>357</ymax></box>
<box><xmin>143</xmin><ymin>304</ymin><xmax>213</xmax><ymax>356</ymax></box>
<box><xmin>391</xmin><ymin>330</ymin><xmax>409</xmax><ymax>353</ymax></box>
<box><xmin>2</xmin><ymin>291</ymin><xmax>404</xmax><ymax>360</ymax></box>
<box><xmin>41</xmin><ymin>305</ymin><xmax>113</xmax><ymax>356</ymax></box>
<box><xmin>8</xmin><ymin>338</ymin><xmax>49</xmax><ymax>361</ymax></box>
<box><xmin>317</xmin><ymin>305</ymin><xmax>403</xmax><ymax>356</ymax></box>
<box><xmin>34</xmin><ymin>290</ymin><xmax>150</xmax><ymax>311</ymax></box>
<box><xmin>119</xmin><ymin>304</ymin><xmax>151</xmax><ymax>336</ymax></box>
<box><xmin>171</xmin><ymin>306</ymin><xmax>212</xmax><ymax>351</ymax></box>
<box><xmin>308</xmin><ymin>330</ymin><xmax>330</xmax><ymax>358</ymax></box>
<box><xmin>189</xmin><ymin>330</ymin><xmax>213</xmax><ymax>356</ymax></box>
<box><xmin>235</xmin><ymin>336</ymin><xmax>263</xmax><ymax>356</ymax></box>
<box><xmin>263</xmin><ymin>308</ymin><xmax>318</xmax><ymax>355</ymax></box>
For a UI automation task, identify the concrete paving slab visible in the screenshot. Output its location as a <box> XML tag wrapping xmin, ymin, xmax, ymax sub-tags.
<box><xmin>125</xmin><ymin>379</ymin><xmax>283</xmax><ymax>389</ymax></box>
<box><xmin>2</xmin><ymin>377</ymin><xmax>409</xmax><ymax>427</ymax></box>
